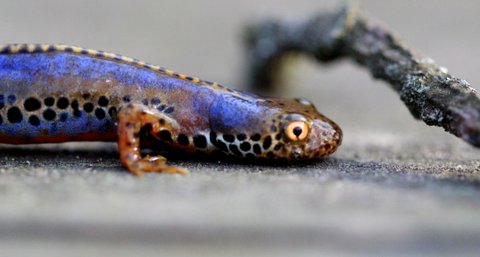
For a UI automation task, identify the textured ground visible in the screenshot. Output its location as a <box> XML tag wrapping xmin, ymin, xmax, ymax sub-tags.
<box><xmin>1</xmin><ymin>1</ymin><xmax>480</xmax><ymax>256</ymax></box>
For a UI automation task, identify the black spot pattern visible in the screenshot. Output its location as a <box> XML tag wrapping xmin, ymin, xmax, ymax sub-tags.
<box><xmin>193</xmin><ymin>135</ymin><xmax>207</xmax><ymax>148</ymax></box>
<box><xmin>0</xmin><ymin>95</ymin><xmax>4</xmax><ymax>109</ymax></box>
<box><xmin>0</xmin><ymin>115</ymin><xmax>3</xmax><ymax>125</ymax></box>
<box><xmin>251</xmin><ymin>134</ymin><xmax>261</xmax><ymax>141</ymax></box>
<box><xmin>28</xmin><ymin>115</ymin><xmax>40</xmax><ymax>126</ymax></box>
<box><xmin>99</xmin><ymin>96</ymin><xmax>109</xmax><ymax>107</ymax></box>
<box><xmin>237</xmin><ymin>134</ymin><xmax>246</xmax><ymax>141</ymax></box>
<box><xmin>43</xmin><ymin>109</ymin><xmax>56</xmax><ymax>121</ymax></box>
<box><xmin>223</xmin><ymin>134</ymin><xmax>235</xmax><ymax>143</ymax></box>
<box><xmin>177</xmin><ymin>134</ymin><xmax>189</xmax><ymax>145</ymax></box>
<box><xmin>164</xmin><ymin>107</ymin><xmax>174</xmax><ymax>114</ymax></box>
<box><xmin>209</xmin><ymin>132</ymin><xmax>218</xmax><ymax>145</ymax></box>
<box><xmin>263</xmin><ymin>136</ymin><xmax>272</xmax><ymax>150</ymax></box>
<box><xmin>71</xmin><ymin>100</ymin><xmax>79</xmax><ymax>109</ymax></box>
<box><xmin>150</xmin><ymin>98</ymin><xmax>161</xmax><ymax>105</ymax></box>
<box><xmin>44</xmin><ymin>97</ymin><xmax>54</xmax><ymax>106</ymax></box>
<box><xmin>229</xmin><ymin>144</ymin><xmax>242</xmax><ymax>156</ymax></box>
<box><xmin>7</xmin><ymin>107</ymin><xmax>23</xmax><ymax>123</ymax></box>
<box><xmin>240</xmin><ymin>142</ymin><xmax>251</xmax><ymax>151</ymax></box>
<box><xmin>123</xmin><ymin>95</ymin><xmax>131</xmax><ymax>102</ymax></box>
<box><xmin>23</xmin><ymin>97</ymin><xmax>42</xmax><ymax>112</ymax></box>
<box><xmin>56</xmin><ymin>97</ymin><xmax>69</xmax><ymax>109</ymax></box>
<box><xmin>217</xmin><ymin>140</ymin><xmax>228</xmax><ymax>151</ymax></box>
<box><xmin>95</xmin><ymin>108</ymin><xmax>106</xmax><ymax>120</ymax></box>
<box><xmin>24</xmin><ymin>97</ymin><xmax>42</xmax><ymax>111</ymax></box>
<box><xmin>253</xmin><ymin>144</ymin><xmax>262</xmax><ymax>155</ymax></box>
<box><xmin>157</xmin><ymin>105</ymin><xmax>166</xmax><ymax>111</ymax></box>
<box><xmin>158</xmin><ymin>130</ymin><xmax>173</xmax><ymax>142</ymax></box>
<box><xmin>83</xmin><ymin>103</ymin><xmax>94</xmax><ymax>113</ymax></box>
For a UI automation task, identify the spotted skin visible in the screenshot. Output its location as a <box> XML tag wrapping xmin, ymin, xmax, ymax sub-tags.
<box><xmin>0</xmin><ymin>44</ymin><xmax>342</xmax><ymax>175</ymax></box>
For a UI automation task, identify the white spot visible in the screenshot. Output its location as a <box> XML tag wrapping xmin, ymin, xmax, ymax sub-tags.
<box><xmin>296</xmin><ymin>98</ymin><xmax>313</xmax><ymax>106</ymax></box>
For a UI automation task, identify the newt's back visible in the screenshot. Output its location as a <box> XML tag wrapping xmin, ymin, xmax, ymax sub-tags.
<box><xmin>0</xmin><ymin>44</ymin><xmax>222</xmax><ymax>144</ymax></box>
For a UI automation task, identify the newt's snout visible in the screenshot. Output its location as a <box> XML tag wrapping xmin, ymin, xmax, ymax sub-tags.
<box><xmin>305</xmin><ymin>118</ymin><xmax>342</xmax><ymax>159</ymax></box>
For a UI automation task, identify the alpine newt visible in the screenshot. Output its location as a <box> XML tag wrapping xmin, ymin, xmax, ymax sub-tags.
<box><xmin>0</xmin><ymin>44</ymin><xmax>342</xmax><ymax>175</ymax></box>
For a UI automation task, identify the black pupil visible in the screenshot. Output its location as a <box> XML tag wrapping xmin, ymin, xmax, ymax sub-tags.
<box><xmin>293</xmin><ymin>126</ymin><xmax>303</xmax><ymax>137</ymax></box>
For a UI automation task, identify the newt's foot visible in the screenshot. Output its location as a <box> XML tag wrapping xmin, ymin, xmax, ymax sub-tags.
<box><xmin>117</xmin><ymin>103</ymin><xmax>189</xmax><ymax>176</ymax></box>
<box><xmin>127</xmin><ymin>155</ymin><xmax>189</xmax><ymax>176</ymax></box>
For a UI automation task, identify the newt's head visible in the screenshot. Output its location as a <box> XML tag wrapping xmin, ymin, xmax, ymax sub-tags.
<box><xmin>209</xmin><ymin>94</ymin><xmax>342</xmax><ymax>160</ymax></box>
<box><xmin>259</xmin><ymin>97</ymin><xmax>342</xmax><ymax>160</ymax></box>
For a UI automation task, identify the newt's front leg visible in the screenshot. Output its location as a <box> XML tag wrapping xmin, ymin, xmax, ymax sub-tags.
<box><xmin>117</xmin><ymin>104</ymin><xmax>189</xmax><ymax>176</ymax></box>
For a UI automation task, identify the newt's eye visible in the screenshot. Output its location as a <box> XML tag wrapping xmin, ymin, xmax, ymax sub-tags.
<box><xmin>285</xmin><ymin>121</ymin><xmax>309</xmax><ymax>142</ymax></box>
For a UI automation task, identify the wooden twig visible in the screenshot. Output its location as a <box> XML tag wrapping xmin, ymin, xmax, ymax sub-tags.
<box><xmin>245</xmin><ymin>7</ymin><xmax>480</xmax><ymax>147</ymax></box>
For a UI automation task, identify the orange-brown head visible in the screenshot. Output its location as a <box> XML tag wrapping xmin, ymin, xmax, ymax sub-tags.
<box><xmin>262</xmin><ymin>98</ymin><xmax>342</xmax><ymax>160</ymax></box>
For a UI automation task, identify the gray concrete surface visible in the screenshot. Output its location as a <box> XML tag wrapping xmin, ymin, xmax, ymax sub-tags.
<box><xmin>1</xmin><ymin>1</ymin><xmax>480</xmax><ymax>256</ymax></box>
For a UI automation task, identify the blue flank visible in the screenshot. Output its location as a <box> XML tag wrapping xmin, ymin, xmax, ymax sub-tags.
<box><xmin>0</xmin><ymin>52</ymin><xmax>266</xmax><ymax>139</ymax></box>
<box><xmin>209</xmin><ymin>94</ymin><xmax>267</xmax><ymax>133</ymax></box>
<box><xmin>0</xmin><ymin>52</ymin><xmax>164</xmax><ymax>138</ymax></box>
<box><xmin>0</xmin><ymin>53</ymin><xmax>160</xmax><ymax>88</ymax></box>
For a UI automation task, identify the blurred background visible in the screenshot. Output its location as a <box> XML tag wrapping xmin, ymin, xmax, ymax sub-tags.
<box><xmin>0</xmin><ymin>1</ymin><xmax>480</xmax><ymax>256</ymax></box>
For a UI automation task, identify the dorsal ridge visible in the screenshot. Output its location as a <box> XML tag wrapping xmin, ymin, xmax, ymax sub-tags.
<box><xmin>0</xmin><ymin>43</ymin><xmax>223</xmax><ymax>87</ymax></box>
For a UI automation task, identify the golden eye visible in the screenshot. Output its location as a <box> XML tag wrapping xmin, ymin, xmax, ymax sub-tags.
<box><xmin>285</xmin><ymin>121</ymin><xmax>309</xmax><ymax>141</ymax></box>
